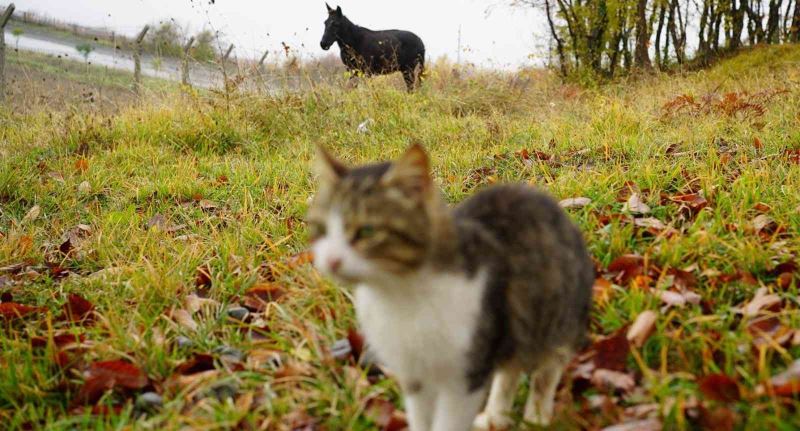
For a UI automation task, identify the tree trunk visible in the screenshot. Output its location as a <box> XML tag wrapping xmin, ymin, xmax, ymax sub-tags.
<box><xmin>766</xmin><ymin>0</ymin><xmax>783</xmax><ymax>42</ymax></box>
<box><xmin>791</xmin><ymin>0</ymin><xmax>800</xmax><ymax>41</ymax></box>
<box><xmin>544</xmin><ymin>0</ymin><xmax>568</xmax><ymax>75</ymax></box>
<box><xmin>634</xmin><ymin>0</ymin><xmax>653</xmax><ymax>68</ymax></box>
<box><xmin>655</xmin><ymin>1</ymin><xmax>667</xmax><ymax>66</ymax></box>
<box><xmin>731</xmin><ymin>0</ymin><xmax>746</xmax><ymax>48</ymax></box>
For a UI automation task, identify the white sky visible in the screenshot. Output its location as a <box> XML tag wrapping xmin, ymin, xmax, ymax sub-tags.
<box><xmin>6</xmin><ymin>0</ymin><xmax>549</xmax><ymax>68</ymax></box>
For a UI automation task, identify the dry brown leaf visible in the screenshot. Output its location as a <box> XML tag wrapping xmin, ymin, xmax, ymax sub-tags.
<box><xmin>173</xmin><ymin>309</ymin><xmax>198</xmax><ymax>332</ymax></box>
<box><xmin>559</xmin><ymin>197</ymin><xmax>592</xmax><ymax>209</ymax></box>
<box><xmin>623</xmin><ymin>193</ymin><xmax>651</xmax><ymax>215</ymax></box>
<box><xmin>742</xmin><ymin>288</ymin><xmax>781</xmax><ymax>317</ymax></box>
<box><xmin>627</xmin><ymin>310</ymin><xmax>658</xmax><ymax>348</ymax></box>
<box><xmin>591</xmin><ymin>369</ymin><xmax>635</xmax><ymax>392</ymax></box>
<box><xmin>22</xmin><ymin>205</ymin><xmax>41</xmax><ymax>224</ymax></box>
<box><xmin>698</xmin><ymin>374</ymin><xmax>741</xmax><ymax>402</ymax></box>
<box><xmin>185</xmin><ymin>293</ymin><xmax>219</xmax><ymax>314</ymax></box>
<box><xmin>602</xmin><ymin>419</ymin><xmax>662</xmax><ymax>431</ymax></box>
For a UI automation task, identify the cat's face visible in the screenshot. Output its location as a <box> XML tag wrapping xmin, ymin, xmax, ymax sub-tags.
<box><xmin>307</xmin><ymin>145</ymin><xmax>434</xmax><ymax>284</ymax></box>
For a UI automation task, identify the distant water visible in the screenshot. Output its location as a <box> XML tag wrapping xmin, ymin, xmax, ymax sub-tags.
<box><xmin>4</xmin><ymin>30</ymin><xmax>220</xmax><ymax>89</ymax></box>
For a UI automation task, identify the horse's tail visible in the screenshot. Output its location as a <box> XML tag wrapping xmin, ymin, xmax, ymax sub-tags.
<box><xmin>416</xmin><ymin>49</ymin><xmax>427</xmax><ymax>83</ymax></box>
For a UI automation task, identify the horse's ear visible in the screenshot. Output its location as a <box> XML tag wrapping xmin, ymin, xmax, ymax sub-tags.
<box><xmin>326</xmin><ymin>3</ymin><xmax>333</xmax><ymax>13</ymax></box>
<box><xmin>314</xmin><ymin>144</ymin><xmax>348</xmax><ymax>182</ymax></box>
<box><xmin>335</xmin><ymin>5</ymin><xmax>342</xmax><ymax>16</ymax></box>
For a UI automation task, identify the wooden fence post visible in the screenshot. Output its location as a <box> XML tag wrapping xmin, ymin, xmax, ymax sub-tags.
<box><xmin>220</xmin><ymin>43</ymin><xmax>234</xmax><ymax>88</ymax></box>
<box><xmin>0</xmin><ymin>3</ymin><xmax>16</xmax><ymax>104</ymax></box>
<box><xmin>132</xmin><ymin>24</ymin><xmax>149</xmax><ymax>96</ymax></box>
<box><xmin>181</xmin><ymin>36</ymin><xmax>194</xmax><ymax>87</ymax></box>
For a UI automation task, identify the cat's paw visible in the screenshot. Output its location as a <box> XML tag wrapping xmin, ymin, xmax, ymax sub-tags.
<box><xmin>473</xmin><ymin>412</ymin><xmax>513</xmax><ymax>430</ymax></box>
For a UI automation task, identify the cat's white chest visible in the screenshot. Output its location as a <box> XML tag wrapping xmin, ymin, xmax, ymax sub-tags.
<box><xmin>354</xmin><ymin>270</ymin><xmax>488</xmax><ymax>384</ymax></box>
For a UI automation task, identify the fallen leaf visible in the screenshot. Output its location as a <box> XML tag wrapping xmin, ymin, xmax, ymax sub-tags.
<box><xmin>669</xmin><ymin>193</ymin><xmax>708</xmax><ymax>216</ymax></box>
<box><xmin>74</xmin><ymin>158</ymin><xmax>89</xmax><ymax>172</ymax></box>
<box><xmin>623</xmin><ymin>193</ymin><xmax>651</xmax><ymax>215</ymax></box>
<box><xmin>175</xmin><ymin>353</ymin><xmax>216</xmax><ymax>375</ymax></box>
<box><xmin>198</xmin><ymin>199</ymin><xmax>218</xmax><ymax>210</ymax></box>
<box><xmin>591</xmin><ymin>369</ymin><xmax>635</xmax><ymax>392</ymax></box>
<box><xmin>173</xmin><ymin>309</ymin><xmax>198</xmax><ymax>332</ymax></box>
<box><xmin>765</xmin><ymin>359</ymin><xmax>800</xmax><ymax>396</ymax></box>
<box><xmin>593</xmin><ymin>277</ymin><xmax>614</xmax><ymax>304</ymax></box>
<box><xmin>658</xmin><ymin>290</ymin><xmax>701</xmax><ymax>308</ymax></box>
<box><xmin>78</xmin><ymin>181</ymin><xmax>91</xmax><ymax>194</ymax></box>
<box><xmin>31</xmin><ymin>333</ymin><xmax>86</xmax><ymax>349</ymax></box>
<box><xmin>751</xmin><ymin>214</ymin><xmax>777</xmax><ymax>233</ymax></box>
<box><xmin>698</xmin><ymin>405</ymin><xmax>736</xmax><ymax>431</ymax></box>
<box><xmin>753</xmin><ymin>136</ymin><xmax>763</xmax><ymax>151</ymax></box>
<box><xmin>146</xmin><ymin>214</ymin><xmax>167</xmax><ymax>230</ymax></box>
<box><xmin>184</xmin><ymin>293</ymin><xmax>219</xmax><ymax>314</ymax></box>
<box><xmin>602</xmin><ymin>418</ymin><xmax>662</xmax><ymax>431</ymax></box>
<box><xmin>742</xmin><ymin>288</ymin><xmax>781</xmax><ymax>317</ymax></box>
<box><xmin>347</xmin><ymin>328</ymin><xmax>366</xmax><ymax>362</ymax></box>
<box><xmin>247</xmin><ymin>349</ymin><xmax>282</xmax><ymax>370</ymax></box>
<box><xmin>356</xmin><ymin>118</ymin><xmax>374</xmax><ymax>134</ymax></box>
<box><xmin>75</xmin><ymin>359</ymin><xmax>148</xmax><ymax>405</ymax></box>
<box><xmin>627</xmin><ymin>310</ymin><xmax>658</xmax><ymax>348</ymax></box>
<box><xmin>559</xmin><ymin>197</ymin><xmax>592</xmax><ymax>209</ymax></box>
<box><xmin>753</xmin><ymin>202</ymin><xmax>771</xmax><ymax>213</ymax></box>
<box><xmin>243</xmin><ymin>283</ymin><xmax>286</xmax><ymax>312</ymax></box>
<box><xmin>286</xmin><ymin>250</ymin><xmax>314</xmax><ymax>269</ymax></box>
<box><xmin>22</xmin><ymin>205</ymin><xmax>41</xmax><ymax>223</ymax></box>
<box><xmin>607</xmin><ymin>254</ymin><xmax>646</xmax><ymax>285</ymax></box>
<box><xmin>61</xmin><ymin>293</ymin><xmax>94</xmax><ymax>322</ymax></box>
<box><xmin>592</xmin><ymin>327</ymin><xmax>631</xmax><ymax>371</ymax></box>
<box><xmin>698</xmin><ymin>374</ymin><xmax>741</xmax><ymax>402</ymax></box>
<box><xmin>0</xmin><ymin>302</ymin><xmax>45</xmax><ymax>320</ymax></box>
<box><xmin>195</xmin><ymin>265</ymin><xmax>212</xmax><ymax>289</ymax></box>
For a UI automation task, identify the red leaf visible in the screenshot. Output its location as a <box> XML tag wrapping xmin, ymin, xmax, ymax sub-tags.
<box><xmin>175</xmin><ymin>353</ymin><xmax>216</xmax><ymax>375</ymax></box>
<box><xmin>698</xmin><ymin>405</ymin><xmax>736</xmax><ymax>431</ymax></box>
<box><xmin>0</xmin><ymin>302</ymin><xmax>45</xmax><ymax>320</ymax></box>
<box><xmin>785</xmin><ymin>149</ymin><xmax>800</xmax><ymax>164</ymax></box>
<box><xmin>607</xmin><ymin>255</ymin><xmax>646</xmax><ymax>285</ymax></box>
<box><xmin>243</xmin><ymin>283</ymin><xmax>286</xmax><ymax>312</ymax></box>
<box><xmin>698</xmin><ymin>374</ymin><xmax>741</xmax><ymax>402</ymax></box>
<box><xmin>753</xmin><ymin>137</ymin><xmax>763</xmax><ymax>150</ymax></box>
<box><xmin>592</xmin><ymin>326</ymin><xmax>631</xmax><ymax>371</ymax></box>
<box><xmin>74</xmin><ymin>158</ymin><xmax>89</xmax><ymax>172</ymax></box>
<box><xmin>61</xmin><ymin>293</ymin><xmax>94</xmax><ymax>322</ymax></box>
<box><xmin>75</xmin><ymin>360</ymin><xmax>148</xmax><ymax>405</ymax></box>
<box><xmin>347</xmin><ymin>328</ymin><xmax>366</xmax><ymax>361</ymax></box>
<box><xmin>195</xmin><ymin>265</ymin><xmax>212</xmax><ymax>289</ymax></box>
<box><xmin>669</xmin><ymin>193</ymin><xmax>709</xmax><ymax>216</ymax></box>
<box><xmin>31</xmin><ymin>333</ymin><xmax>85</xmax><ymax>349</ymax></box>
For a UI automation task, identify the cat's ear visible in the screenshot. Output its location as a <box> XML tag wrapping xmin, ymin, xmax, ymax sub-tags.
<box><xmin>314</xmin><ymin>144</ymin><xmax>348</xmax><ymax>182</ymax></box>
<box><xmin>382</xmin><ymin>144</ymin><xmax>432</xmax><ymax>193</ymax></box>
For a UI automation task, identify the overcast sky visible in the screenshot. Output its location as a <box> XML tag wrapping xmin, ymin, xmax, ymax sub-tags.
<box><xmin>6</xmin><ymin>0</ymin><xmax>548</xmax><ymax>69</ymax></box>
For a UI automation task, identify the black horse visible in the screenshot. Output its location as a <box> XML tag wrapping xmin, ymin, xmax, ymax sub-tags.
<box><xmin>320</xmin><ymin>4</ymin><xmax>425</xmax><ymax>91</ymax></box>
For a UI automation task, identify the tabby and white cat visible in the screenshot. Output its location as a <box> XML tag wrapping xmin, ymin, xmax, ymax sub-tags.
<box><xmin>307</xmin><ymin>144</ymin><xmax>593</xmax><ymax>431</ymax></box>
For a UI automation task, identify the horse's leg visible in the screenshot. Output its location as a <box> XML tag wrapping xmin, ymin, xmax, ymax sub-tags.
<box><xmin>401</xmin><ymin>68</ymin><xmax>415</xmax><ymax>92</ymax></box>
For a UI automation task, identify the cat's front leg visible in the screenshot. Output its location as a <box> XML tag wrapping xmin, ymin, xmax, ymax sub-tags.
<box><xmin>402</xmin><ymin>379</ymin><xmax>435</xmax><ymax>431</ymax></box>
<box><xmin>430</xmin><ymin>382</ymin><xmax>486</xmax><ymax>431</ymax></box>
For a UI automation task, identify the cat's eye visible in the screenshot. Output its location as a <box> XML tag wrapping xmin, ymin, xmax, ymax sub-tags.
<box><xmin>353</xmin><ymin>225</ymin><xmax>376</xmax><ymax>242</ymax></box>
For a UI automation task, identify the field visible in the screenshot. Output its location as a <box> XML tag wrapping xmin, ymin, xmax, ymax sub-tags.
<box><xmin>1</xmin><ymin>45</ymin><xmax>800</xmax><ymax>430</ymax></box>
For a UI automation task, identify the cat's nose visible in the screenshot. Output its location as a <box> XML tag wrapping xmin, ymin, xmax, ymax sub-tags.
<box><xmin>328</xmin><ymin>257</ymin><xmax>342</xmax><ymax>273</ymax></box>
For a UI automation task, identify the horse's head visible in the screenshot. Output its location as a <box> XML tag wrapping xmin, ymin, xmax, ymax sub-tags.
<box><xmin>321</xmin><ymin>3</ymin><xmax>344</xmax><ymax>50</ymax></box>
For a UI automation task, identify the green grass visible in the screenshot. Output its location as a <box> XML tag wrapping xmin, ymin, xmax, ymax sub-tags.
<box><xmin>1</xmin><ymin>44</ymin><xmax>799</xmax><ymax>429</ymax></box>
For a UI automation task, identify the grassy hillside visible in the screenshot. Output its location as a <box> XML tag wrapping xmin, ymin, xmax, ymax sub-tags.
<box><xmin>1</xmin><ymin>45</ymin><xmax>799</xmax><ymax>430</ymax></box>
<box><xmin>4</xmin><ymin>49</ymin><xmax>176</xmax><ymax>113</ymax></box>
